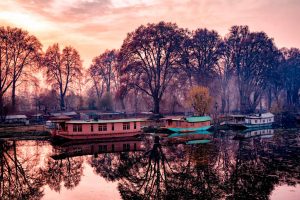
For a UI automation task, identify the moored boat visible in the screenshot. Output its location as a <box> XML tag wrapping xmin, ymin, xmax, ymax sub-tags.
<box><xmin>50</xmin><ymin>116</ymin><xmax>146</xmax><ymax>140</ymax></box>
<box><xmin>162</xmin><ymin>116</ymin><xmax>212</xmax><ymax>133</ymax></box>
<box><xmin>226</xmin><ymin>112</ymin><xmax>274</xmax><ymax>129</ymax></box>
<box><xmin>244</xmin><ymin>112</ymin><xmax>274</xmax><ymax>128</ymax></box>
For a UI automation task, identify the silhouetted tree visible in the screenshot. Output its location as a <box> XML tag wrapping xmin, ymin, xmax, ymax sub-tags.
<box><xmin>281</xmin><ymin>48</ymin><xmax>300</xmax><ymax>109</ymax></box>
<box><xmin>0</xmin><ymin>26</ymin><xmax>42</xmax><ymax>113</ymax></box>
<box><xmin>190</xmin><ymin>28</ymin><xmax>223</xmax><ymax>87</ymax></box>
<box><xmin>43</xmin><ymin>44</ymin><xmax>82</xmax><ymax>111</ymax></box>
<box><xmin>225</xmin><ymin>26</ymin><xmax>279</xmax><ymax>113</ymax></box>
<box><xmin>119</xmin><ymin>22</ymin><xmax>185</xmax><ymax>114</ymax></box>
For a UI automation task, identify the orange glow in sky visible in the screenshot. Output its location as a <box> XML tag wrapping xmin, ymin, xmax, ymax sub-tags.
<box><xmin>1</xmin><ymin>0</ymin><xmax>300</xmax><ymax>68</ymax></box>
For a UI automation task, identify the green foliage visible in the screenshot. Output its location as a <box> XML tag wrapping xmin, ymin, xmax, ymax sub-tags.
<box><xmin>188</xmin><ymin>86</ymin><xmax>212</xmax><ymax>116</ymax></box>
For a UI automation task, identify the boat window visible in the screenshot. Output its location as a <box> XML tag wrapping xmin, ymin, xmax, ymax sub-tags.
<box><xmin>123</xmin><ymin>122</ymin><xmax>130</xmax><ymax>130</ymax></box>
<box><xmin>263</xmin><ymin>120</ymin><xmax>265</xmax><ymax>123</ymax></box>
<box><xmin>269</xmin><ymin>118</ymin><xmax>271</xmax><ymax>122</ymax></box>
<box><xmin>255</xmin><ymin>120</ymin><xmax>257</xmax><ymax>123</ymax></box>
<box><xmin>99</xmin><ymin>145</ymin><xmax>107</xmax><ymax>152</ymax></box>
<box><xmin>134</xmin><ymin>122</ymin><xmax>137</xmax><ymax>129</ymax></box>
<box><xmin>123</xmin><ymin>143</ymin><xmax>130</xmax><ymax>151</ymax></box>
<box><xmin>91</xmin><ymin>124</ymin><xmax>94</xmax><ymax>132</ymax></box>
<box><xmin>112</xmin><ymin>123</ymin><xmax>114</xmax><ymax>131</ymax></box>
<box><xmin>111</xmin><ymin>144</ymin><xmax>115</xmax><ymax>152</ymax></box>
<box><xmin>73</xmin><ymin>124</ymin><xmax>82</xmax><ymax>132</ymax></box>
<box><xmin>98</xmin><ymin>124</ymin><xmax>107</xmax><ymax>131</ymax></box>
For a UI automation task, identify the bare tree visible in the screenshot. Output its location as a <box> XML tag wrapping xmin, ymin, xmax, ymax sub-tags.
<box><xmin>190</xmin><ymin>29</ymin><xmax>223</xmax><ymax>87</ymax></box>
<box><xmin>225</xmin><ymin>26</ymin><xmax>279</xmax><ymax>113</ymax></box>
<box><xmin>43</xmin><ymin>44</ymin><xmax>82</xmax><ymax>111</ymax></box>
<box><xmin>0</xmin><ymin>26</ymin><xmax>42</xmax><ymax>113</ymax></box>
<box><xmin>119</xmin><ymin>22</ymin><xmax>185</xmax><ymax>114</ymax></box>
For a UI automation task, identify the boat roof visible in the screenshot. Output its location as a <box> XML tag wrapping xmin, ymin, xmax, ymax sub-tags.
<box><xmin>51</xmin><ymin>111</ymin><xmax>78</xmax><ymax>116</ymax></box>
<box><xmin>228</xmin><ymin>114</ymin><xmax>246</xmax><ymax>118</ymax></box>
<box><xmin>246</xmin><ymin>112</ymin><xmax>274</xmax><ymax>119</ymax></box>
<box><xmin>5</xmin><ymin>115</ymin><xmax>27</xmax><ymax>119</ymax></box>
<box><xmin>185</xmin><ymin>116</ymin><xmax>212</xmax><ymax>122</ymax></box>
<box><xmin>164</xmin><ymin>116</ymin><xmax>211</xmax><ymax>122</ymax></box>
<box><xmin>66</xmin><ymin>118</ymin><xmax>146</xmax><ymax>124</ymax></box>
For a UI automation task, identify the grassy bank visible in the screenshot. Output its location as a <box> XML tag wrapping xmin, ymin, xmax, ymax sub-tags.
<box><xmin>0</xmin><ymin>125</ymin><xmax>50</xmax><ymax>139</ymax></box>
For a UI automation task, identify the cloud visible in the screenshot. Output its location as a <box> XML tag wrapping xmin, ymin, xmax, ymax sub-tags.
<box><xmin>1</xmin><ymin>0</ymin><xmax>300</xmax><ymax>68</ymax></box>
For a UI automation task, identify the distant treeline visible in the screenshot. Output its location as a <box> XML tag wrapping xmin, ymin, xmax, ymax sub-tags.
<box><xmin>0</xmin><ymin>22</ymin><xmax>299</xmax><ymax>118</ymax></box>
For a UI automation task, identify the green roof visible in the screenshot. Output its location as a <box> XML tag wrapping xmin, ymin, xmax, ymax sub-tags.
<box><xmin>185</xmin><ymin>116</ymin><xmax>211</xmax><ymax>123</ymax></box>
<box><xmin>66</xmin><ymin>118</ymin><xmax>145</xmax><ymax>124</ymax></box>
<box><xmin>186</xmin><ymin>139</ymin><xmax>211</xmax><ymax>145</ymax></box>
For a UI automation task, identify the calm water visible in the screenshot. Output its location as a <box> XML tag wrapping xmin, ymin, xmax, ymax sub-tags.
<box><xmin>0</xmin><ymin>129</ymin><xmax>300</xmax><ymax>200</ymax></box>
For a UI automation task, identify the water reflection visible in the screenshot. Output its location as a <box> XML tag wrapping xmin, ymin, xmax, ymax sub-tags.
<box><xmin>40</xmin><ymin>155</ymin><xmax>83</xmax><ymax>192</ymax></box>
<box><xmin>89</xmin><ymin>130</ymin><xmax>300</xmax><ymax>199</ymax></box>
<box><xmin>0</xmin><ymin>129</ymin><xmax>299</xmax><ymax>200</ymax></box>
<box><xmin>0</xmin><ymin>140</ymin><xmax>44</xmax><ymax>200</ymax></box>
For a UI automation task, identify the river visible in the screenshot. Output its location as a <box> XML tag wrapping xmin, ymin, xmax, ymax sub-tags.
<box><xmin>0</xmin><ymin>128</ymin><xmax>299</xmax><ymax>200</ymax></box>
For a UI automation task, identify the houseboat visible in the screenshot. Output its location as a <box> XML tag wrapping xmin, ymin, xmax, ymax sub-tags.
<box><xmin>162</xmin><ymin>116</ymin><xmax>211</xmax><ymax>133</ymax></box>
<box><xmin>226</xmin><ymin>112</ymin><xmax>274</xmax><ymax>129</ymax></box>
<box><xmin>50</xmin><ymin>116</ymin><xmax>146</xmax><ymax>140</ymax></box>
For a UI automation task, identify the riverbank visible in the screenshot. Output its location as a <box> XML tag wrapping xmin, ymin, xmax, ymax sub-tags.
<box><xmin>0</xmin><ymin>124</ymin><xmax>50</xmax><ymax>139</ymax></box>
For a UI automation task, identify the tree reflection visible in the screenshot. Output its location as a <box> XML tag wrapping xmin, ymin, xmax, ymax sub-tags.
<box><xmin>40</xmin><ymin>156</ymin><xmax>83</xmax><ymax>192</ymax></box>
<box><xmin>0</xmin><ymin>140</ymin><xmax>44</xmax><ymax>200</ymax></box>
<box><xmin>90</xmin><ymin>130</ymin><xmax>300</xmax><ymax>200</ymax></box>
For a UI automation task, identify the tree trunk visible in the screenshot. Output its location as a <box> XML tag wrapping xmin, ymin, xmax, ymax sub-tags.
<box><xmin>267</xmin><ymin>89</ymin><xmax>272</xmax><ymax>110</ymax></box>
<box><xmin>239</xmin><ymin>89</ymin><xmax>246</xmax><ymax>113</ymax></box>
<box><xmin>60</xmin><ymin>94</ymin><xmax>65</xmax><ymax>111</ymax></box>
<box><xmin>0</xmin><ymin>95</ymin><xmax>5</xmax><ymax>122</ymax></box>
<box><xmin>153</xmin><ymin>97</ymin><xmax>160</xmax><ymax>114</ymax></box>
<box><xmin>11</xmin><ymin>81</ymin><xmax>16</xmax><ymax>112</ymax></box>
<box><xmin>120</xmin><ymin>98</ymin><xmax>125</xmax><ymax>111</ymax></box>
<box><xmin>221</xmin><ymin>98</ymin><xmax>226</xmax><ymax>114</ymax></box>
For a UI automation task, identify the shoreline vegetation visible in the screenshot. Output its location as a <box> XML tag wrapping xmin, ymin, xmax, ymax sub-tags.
<box><xmin>0</xmin><ymin>112</ymin><xmax>299</xmax><ymax>139</ymax></box>
<box><xmin>1</xmin><ymin>23</ymin><xmax>300</xmax><ymax>123</ymax></box>
<box><xmin>0</xmin><ymin>125</ymin><xmax>50</xmax><ymax>139</ymax></box>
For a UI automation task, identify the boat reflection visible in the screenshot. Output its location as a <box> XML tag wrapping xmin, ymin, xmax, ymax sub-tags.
<box><xmin>0</xmin><ymin>129</ymin><xmax>299</xmax><ymax>200</ymax></box>
<box><xmin>51</xmin><ymin>136</ymin><xmax>145</xmax><ymax>160</ymax></box>
<box><xmin>235</xmin><ymin>128</ymin><xmax>275</xmax><ymax>139</ymax></box>
<box><xmin>165</xmin><ymin>130</ymin><xmax>213</xmax><ymax>145</ymax></box>
<box><xmin>90</xmin><ymin>131</ymin><xmax>300</xmax><ymax>199</ymax></box>
<box><xmin>0</xmin><ymin>140</ymin><xmax>44</xmax><ymax>199</ymax></box>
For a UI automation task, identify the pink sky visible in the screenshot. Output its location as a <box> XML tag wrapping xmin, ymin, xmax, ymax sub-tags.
<box><xmin>1</xmin><ymin>0</ymin><xmax>300</xmax><ymax>68</ymax></box>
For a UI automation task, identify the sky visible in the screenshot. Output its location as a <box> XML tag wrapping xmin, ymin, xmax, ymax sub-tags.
<box><xmin>1</xmin><ymin>0</ymin><xmax>300</xmax><ymax>68</ymax></box>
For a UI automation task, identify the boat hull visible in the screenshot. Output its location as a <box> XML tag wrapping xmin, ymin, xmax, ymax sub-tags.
<box><xmin>167</xmin><ymin>125</ymin><xmax>211</xmax><ymax>133</ymax></box>
<box><xmin>243</xmin><ymin>123</ymin><xmax>273</xmax><ymax>128</ymax></box>
<box><xmin>51</xmin><ymin>131</ymin><xmax>142</xmax><ymax>140</ymax></box>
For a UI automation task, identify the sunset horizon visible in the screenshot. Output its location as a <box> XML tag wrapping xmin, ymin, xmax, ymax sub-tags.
<box><xmin>1</xmin><ymin>0</ymin><xmax>300</xmax><ymax>68</ymax></box>
<box><xmin>1</xmin><ymin>1</ymin><xmax>300</xmax><ymax>200</ymax></box>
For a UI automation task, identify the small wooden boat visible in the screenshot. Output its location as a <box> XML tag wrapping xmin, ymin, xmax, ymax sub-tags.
<box><xmin>162</xmin><ymin>116</ymin><xmax>212</xmax><ymax>133</ymax></box>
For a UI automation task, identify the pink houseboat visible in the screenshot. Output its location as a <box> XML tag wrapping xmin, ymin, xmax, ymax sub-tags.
<box><xmin>50</xmin><ymin>116</ymin><xmax>146</xmax><ymax>140</ymax></box>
